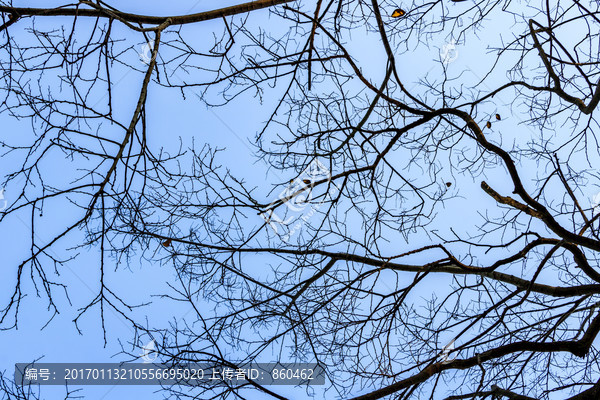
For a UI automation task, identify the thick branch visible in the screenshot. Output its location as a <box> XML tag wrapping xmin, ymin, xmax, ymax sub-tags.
<box><xmin>0</xmin><ymin>0</ymin><xmax>293</xmax><ymax>27</ymax></box>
